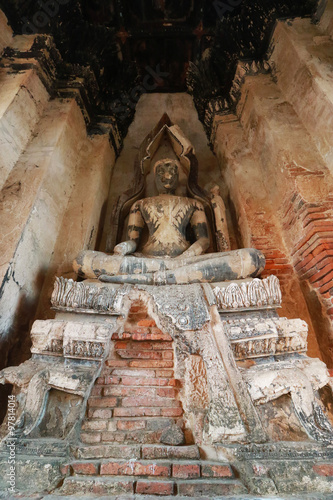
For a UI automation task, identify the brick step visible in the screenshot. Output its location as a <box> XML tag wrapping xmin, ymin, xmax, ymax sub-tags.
<box><xmin>83</xmin><ymin>417</ymin><xmax>183</xmax><ymax>432</ymax></box>
<box><xmin>114</xmin><ymin>407</ymin><xmax>183</xmax><ymax>417</ymax></box>
<box><xmin>88</xmin><ymin>396</ymin><xmax>183</xmax><ymax>409</ymax></box>
<box><xmin>106</xmin><ymin>359</ymin><xmax>174</xmax><ymax>369</ymax></box>
<box><xmin>106</xmin><ymin>368</ymin><xmax>175</xmax><ymax>378</ymax></box>
<box><xmin>114</xmin><ymin>341</ymin><xmax>173</xmax><ymax>350</ymax></box>
<box><xmin>116</xmin><ymin>349</ymin><xmax>173</xmax><ymax>360</ymax></box>
<box><xmin>112</xmin><ymin>327</ymin><xmax>172</xmax><ymax>342</ymax></box>
<box><xmin>81</xmin><ymin>429</ymin><xmax>166</xmax><ymax>445</ymax></box>
<box><xmin>98</xmin><ymin>376</ymin><xmax>181</xmax><ymax>387</ymax></box>
<box><xmin>66</xmin><ymin>459</ymin><xmax>234</xmax><ymax>479</ymax></box>
<box><xmin>60</xmin><ymin>476</ymin><xmax>246</xmax><ymax>496</ymax></box>
<box><xmin>75</xmin><ymin>444</ymin><xmax>200</xmax><ymax>460</ymax></box>
<box><xmin>99</xmin><ymin>385</ymin><xmax>180</xmax><ymax>398</ymax></box>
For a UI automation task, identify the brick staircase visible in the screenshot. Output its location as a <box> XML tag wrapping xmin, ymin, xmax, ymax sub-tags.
<box><xmin>60</xmin><ymin>446</ymin><xmax>246</xmax><ymax>496</ymax></box>
<box><xmin>59</xmin><ymin>302</ymin><xmax>248</xmax><ymax>497</ymax></box>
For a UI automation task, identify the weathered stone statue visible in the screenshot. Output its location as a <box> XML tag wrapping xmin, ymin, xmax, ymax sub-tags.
<box><xmin>74</xmin><ymin>158</ymin><xmax>265</xmax><ymax>285</ymax></box>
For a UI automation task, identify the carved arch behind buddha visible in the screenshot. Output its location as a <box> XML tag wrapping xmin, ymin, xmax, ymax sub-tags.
<box><xmin>106</xmin><ymin>113</ymin><xmax>219</xmax><ymax>253</ymax></box>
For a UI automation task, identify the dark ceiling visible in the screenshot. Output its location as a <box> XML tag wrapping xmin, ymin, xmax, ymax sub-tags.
<box><xmin>1</xmin><ymin>0</ymin><xmax>320</xmax><ymax>136</ymax></box>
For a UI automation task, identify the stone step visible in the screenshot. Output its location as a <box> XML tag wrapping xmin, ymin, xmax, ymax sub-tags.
<box><xmin>60</xmin><ymin>476</ymin><xmax>134</xmax><ymax>495</ymax></box>
<box><xmin>76</xmin><ymin>444</ymin><xmax>200</xmax><ymax>461</ymax></box>
<box><xmin>60</xmin><ymin>476</ymin><xmax>246</xmax><ymax>496</ymax></box>
<box><xmin>142</xmin><ymin>445</ymin><xmax>200</xmax><ymax>460</ymax></box>
<box><xmin>177</xmin><ymin>478</ymin><xmax>247</xmax><ymax>497</ymax></box>
<box><xmin>83</xmin><ymin>417</ymin><xmax>182</xmax><ymax>432</ymax></box>
<box><xmin>75</xmin><ymin>444</ymin><xmax>142</xmax><ymax>460</ymax></box>
<box><xmin>88</xmin><ymin>429</ymin><xmax>164</xmax><ymax>445</ymax></box>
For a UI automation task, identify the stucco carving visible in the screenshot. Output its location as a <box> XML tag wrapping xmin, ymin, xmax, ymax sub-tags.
<box><xmin>184</xmin><ymin>354</ymin><xmax>209</xmax><ymax>410</ymax></box>
<box><xmin>51</xmin><ymin>277</ymin><xmax>128</xmax><ymax>315</ymax></box>
<box><xmin>212</xmin><ymin>275</ymin><xmax>282</xmax><ymax>311</ymax></box>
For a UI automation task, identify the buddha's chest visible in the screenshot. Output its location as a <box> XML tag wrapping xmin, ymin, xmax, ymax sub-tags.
<box><xmin>141</xmin><ymin>197</ymin><xmax>194</xmax><ymax>231</ymax></box>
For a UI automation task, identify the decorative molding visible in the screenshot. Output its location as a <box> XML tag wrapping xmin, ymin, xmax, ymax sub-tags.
<box><xmin>212</xmin><ymin>275</ymin><xmax>282</xmax><ymax>311</ymax></box>
<box><xmin>51</xmin><ymin>277</ymin><xmax>129</xmax><ymax>315</ymax></box>
<box><xmin>222</xmin><ymin>315</ymin><xmax>308</xmax><ymax>360</ymax></box>
<box><xmin>30</xmin><ymin>319</ymin><xmax>115</xmax><ymax>360</ymax></box>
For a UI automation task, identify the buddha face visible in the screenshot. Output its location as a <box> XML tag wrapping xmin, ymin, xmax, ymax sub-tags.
<box><xmin>154</xmin><ymin>159</ymin><xmax>179</xmax><ymax>194</ymax></box>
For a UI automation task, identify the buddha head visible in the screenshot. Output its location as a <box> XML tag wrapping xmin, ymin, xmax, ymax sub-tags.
<box><xmin>154</xmin><ymin>158</ymin><xmax>179</xmax><ymax>194</ymax></box>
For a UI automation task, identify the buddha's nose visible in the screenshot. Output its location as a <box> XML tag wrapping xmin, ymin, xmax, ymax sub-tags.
<box><xmin>164</xmin><ymin>172</ymin><xmax>172</xmax><ymax>180</ymax></box>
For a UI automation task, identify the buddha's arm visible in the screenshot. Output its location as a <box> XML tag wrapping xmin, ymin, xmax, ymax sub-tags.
<box><xmin>179</xmin><ymin>202</ymin><xmax>210</xmax><ymax>258</ymax></box>
<box><xmin>113</xmin><ymin>201</ymin><xmax>144</xmax><ymax>255</ymax></box>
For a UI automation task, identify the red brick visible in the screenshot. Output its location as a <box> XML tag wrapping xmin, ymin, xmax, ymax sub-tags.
<box><xmin>121</xmin><ymin>377</ymin><xmax>171</xmax><ymax>386</ymax></box>
<box><xmin>129</xmin><ymin>341</ymin><xmax>172</xmax><ymax>350</ymax></box>
<box><xmin>60</xmin><ymin>464</ymin><xmax>70</xmax><ymax>475</ymax></box>
<box><xmin>161</xmin><ymin>408</ymin><xmax>183</xmax><ymax>417</ymax></box>
<box><xmin>101</xmin><ymin>460</ymin><xmax>170</xmax><ymax>476</ymax></box>
<box><xmin>317</xmin><ymin>272</ymin><xmax>333</xmax><ymax>290</ymax></box>
<box><xmin>106</xmin><ymin>360</ymin><xmax>129</xmax><ymax>367</ymax></box>
<box><xmin>90</xmin><ymin>386</ymin><xmax>102</xmax><ymax>397</ymax></box>
<box><xmin>173</xmin><ymin>464</ymin><xmax>200</xmax><ymax>479</ymax></box>
<box><xmin>156</xmin><ymin>370</ymin><xmax>174</xmax><ymax>377</ymax></box>
<box><xmin>111</xmin><ymin>332</ymin><xmax>131</xmax><ymax>340</ymax></box>
<box><xmin>313</xmin><ymin>464</ymin><xmax>333</xmax><ymax>476</ymax></box>
<box><xmin>312</xmin><ymin>241</ymin><xmax>333</xmax><ymax>257</ymax></box>
<box><xmin>95</xmin><ymin>377</ymin><xmax>105</xmax><ymax>385</ymax></box>
<box><xmin>309</xmin><ymin>264</ymin><xmax>333</xmax><ymax>284</ymax></box>
<box><xmin>82</xmin><ymin>420</ymin><xmax>108</xmax><ymax>431</ymax></box>
<box><xmin>118</xmin><ymin>350</ymin><xmax>163</xmax><ymax>360</ymax></box>
<box><xmin>105</xmin><ymin>376</ymin><xmax>121</xmax><ymax>385</ymax></box>
<box><xmin>137</xmin><ymin>319</ymin><xmax>156</xmax><ymax>327</ymax></box>
<box><xmin>129</xmin><ymin>360</ymin><xmax>173</xmax><ymax>368</ymax></box>
<box><xmin>125</xmin><ymin>326</ymin><xmax>150</xmax><ymax>335</ymax></box>
<box><xmin>168</xmin><ymin>378</ymin><xmax>181</xmax><ymax>387</ymax></box>
<box><xmin>114</xmin><ymin>407</ymin><xmax>162</xmax><ymax>417</ymax></box>
<box><xmin>121</xmin><ymin>397</ymin><xmax>181</xmax><ymax>408</ymax></box>
<box><xmin>156</xmin><ymin>387</ymin><xmax>178</xmax><ymax>398</ymax></box>
<box><xmin>72</xmin><ymin>462</ymin><xmax>99</xmax><ymax>475</ymax></box>
<box><xmin>136</xmin><ymin>480</ymin><xmax>174</xmax><ymax>495</ymax></box>
<box><xmin>132</xmin><ymin>332</ymin><xmax>172</xmax><ymax>341</ymax></box>
<box><xmin>114</xmin><ymin>341</ymin><xmax>128</xmax><ymax>349</ymax></box>
<box><xmin>117</xmin><ymin>420</ymin><xmax>146</xmax><ymax>431</ymax></box>
<box><xmin>201</xmin><ymin>463</ymin><xmax>233</xmax><ymax>478</ymax></box>
<box><xmin>104</xmin><ymin>386</ymin><xmax>155</xmax><ymax>397</ymax></box>
<box><xmin>88</xmin><ymin>397</ymin><xmax>118</xmax><ymax>408</ymax></box>
<box><xmin>102</xmin><ymin>431</ymin><xmax>126</xmax><ymax>443</ymax></box>
<box><xmin>162</xmin><ymin>351</ymin><xmax>173</xmax><ymax>359</ymax></box>
<box><xmin>80</xmin><ymin>432</ymin><xmax>101</xmax><ymax>444</ymax></box>
<box><xmin>88</xmin><ymin>408</ymin><xmax>112</xmax><ymax>419</ymax></box>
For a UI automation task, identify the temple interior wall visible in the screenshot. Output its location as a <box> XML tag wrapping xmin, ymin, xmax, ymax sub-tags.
<box><xmin>1</xmin><ymin>4</ymin><xmax>333</xmax><ymax>371</ymax></box>
<box><xmin>211</xmin><ymin>9</ymin><xmax>333</xmax><ymax>366</ymax></box>
<box><xmin>0</xmin><ymin>17</ymin><xmax>116</xmax><ymax>368</ymax></box>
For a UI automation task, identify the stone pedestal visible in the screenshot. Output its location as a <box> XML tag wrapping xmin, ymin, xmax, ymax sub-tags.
<box><xmin>0</xmin><ymin>275</ymin><xmax>333</xmax><ymax>496</ymax></box>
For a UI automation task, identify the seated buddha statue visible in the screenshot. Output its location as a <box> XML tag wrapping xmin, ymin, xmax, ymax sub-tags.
<box><xmin>73</xmin><ymin>158</ymin><xmax>265</xmax><ymax>285</ymax></box>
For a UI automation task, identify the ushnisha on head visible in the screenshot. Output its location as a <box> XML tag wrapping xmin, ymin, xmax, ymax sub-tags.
<box><xmin>153</xmin><ymin>158</ymin><xmax>180</xmax><ymax>194</ymax></box>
